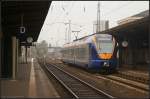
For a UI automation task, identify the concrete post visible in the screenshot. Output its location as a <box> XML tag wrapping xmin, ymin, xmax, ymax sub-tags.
<box><xmin>25</xmin><ymin>46</ymin><xmax>27</xmax><ymax>63</ymax></box>
<box><xmin>0</xmin><ymin>2</ymin><xmax>2</xmax><ymax>77</ymax></box>
<box><xmin>12</xmin><ymin>36</ymin><xmax>16</xmax><ymax>79</ymax></box>
<box><xmin>16</xmin><ymin>39</ymin><xmax>19</xmax><ymax>77</ymax></box>
<box><xmin>0</xmin><ymin>40</ymin><xmax>1</xmax><ymax>77</ymax></box>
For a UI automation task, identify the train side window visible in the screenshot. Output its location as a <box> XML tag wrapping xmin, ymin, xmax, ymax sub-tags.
<box><xmin>71</xmin><ymin>48</ymin><xmax>73</xmax><ymax>58</ymax></box>
<box><xmin>78</xmin><ymin>47</ymin><xmax>81</xmax><ymax>58</ymax></box>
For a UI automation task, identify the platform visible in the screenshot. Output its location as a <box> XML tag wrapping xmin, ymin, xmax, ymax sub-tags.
<box><xmin>1</xmin><ymin>58</ymin><xmax>60</xmax><ymax>98</ymax></box>
<box><xmin>119</xmin><ymin>65</ymin><xmax>149</xmax><ymax>78</ymax></box>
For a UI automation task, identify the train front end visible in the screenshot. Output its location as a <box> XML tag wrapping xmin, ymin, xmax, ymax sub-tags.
<box><xmin>92</xmin><ymin>34</ymin><xmax>117</xmax><ymax>73</ymax></box>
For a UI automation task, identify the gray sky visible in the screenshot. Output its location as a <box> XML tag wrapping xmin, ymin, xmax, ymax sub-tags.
<box><xmin>38</xmin><ymin>1</ymin><xmax>149</xmax><ymax>47</ymax></box>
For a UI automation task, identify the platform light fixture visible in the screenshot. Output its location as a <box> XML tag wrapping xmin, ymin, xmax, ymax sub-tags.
<box><xmin>27</xmin><ymin>37</ymin><xmax>33</xmax><ymax>43</ymax></box>
<box><xmin>122</xmin><ymin>41</ymin><xmax>128</xmax><ymax>47</ymax></box>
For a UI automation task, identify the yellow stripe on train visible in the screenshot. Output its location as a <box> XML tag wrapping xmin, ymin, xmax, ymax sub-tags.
<box><xmin>99</xmin><ymin>53</ymin><xmax>112</xmax><ymax>59</ymax></box>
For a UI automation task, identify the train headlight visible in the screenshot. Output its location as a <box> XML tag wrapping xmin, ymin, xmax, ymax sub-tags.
<box><xmin>104</xmin><ymin>62</ymin><xmax>109</xmax><ymax>67</ymax></box>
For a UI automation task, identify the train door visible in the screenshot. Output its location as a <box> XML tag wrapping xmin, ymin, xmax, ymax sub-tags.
<box><xmin>88</xmin><ymin>43</ymin><xmax>92</xmax><ymax>67</ymax></box>
<box><xmin>87</xmin><ymin>44</ymin><xmax>91</xmax><ymax>65</ymax></box>
<box><xmin>84</xmin><ymin>44</ymin><xmax>89</xmax><ymax>65</ymax></box>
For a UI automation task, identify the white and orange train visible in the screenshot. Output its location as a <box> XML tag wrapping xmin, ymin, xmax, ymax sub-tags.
<box><xmin>61</xmin><ymin>34</ymin><xmax>118</xmax><ymax>73</ymax></box>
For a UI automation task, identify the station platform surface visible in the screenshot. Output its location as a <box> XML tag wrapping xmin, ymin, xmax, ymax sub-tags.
<box><xmin>119</xmin><ymin>65</ymin><xmax>149</xmax><ymax>74</ymax></box>
<box><xmin>118</xmin><ymin>65</ymin><xmax>149</xmax><ymax>79</ymax></box>
<box><xmin>1</xmin><ymin>58</ymin><xmax>60</xmax><ymax>98</ymax></box>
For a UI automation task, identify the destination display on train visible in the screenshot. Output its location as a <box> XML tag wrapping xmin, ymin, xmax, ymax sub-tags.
<box><xmin>97</xmin><ymin>34</ymin><xmax>112</xmax><ymax>40</ymax></box>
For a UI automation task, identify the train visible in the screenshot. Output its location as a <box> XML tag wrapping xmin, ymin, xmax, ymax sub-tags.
<box><xmin>61</xmin><ymin>34</ymin><xmax>118</xmax><ymax>73</ymax></box>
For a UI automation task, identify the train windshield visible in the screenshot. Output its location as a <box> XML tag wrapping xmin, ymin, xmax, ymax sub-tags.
<box><xmin>96</xmin><ymin>40</ymin><xmax>114</xmax><ymax>53</ymax></box>
<box><xmin>95</xmin><ymin>34</ymin><xmax>115</xmax><ymax>54</ymax></box>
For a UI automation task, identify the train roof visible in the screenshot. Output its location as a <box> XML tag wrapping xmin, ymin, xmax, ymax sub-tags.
<box><xmin>63</xmin><ymin>34</ymin><xmax>112</xmax><ymax>48</ymax></box>
<box><xmin>63</xmin><ymin>35</ymin><xmax>93</xmax><ymax>48</ymax></box>
<box><xmin>73</xmin><ymin>33</ymin><xmax>109</xmax><ymax>41</ymax></box>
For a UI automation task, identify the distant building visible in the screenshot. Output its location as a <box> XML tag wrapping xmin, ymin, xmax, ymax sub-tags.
<box><xmin>118</xmin><ymin>10</ymin><xmax>149</xmax><ymax>25</ymax></box>
<box><xmin>93</xmin><ymin>20</ymin><xmax>109</xmax><ymax>33</ymax></box>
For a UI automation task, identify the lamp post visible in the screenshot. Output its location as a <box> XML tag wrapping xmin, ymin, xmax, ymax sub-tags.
<box><xmin>26</xmin><ymin>37</ymin><xmax>33</xmax><ymax>63</ymax></box>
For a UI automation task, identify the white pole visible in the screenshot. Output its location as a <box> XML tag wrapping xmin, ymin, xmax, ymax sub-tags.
<box><xmin>68</xmin><ymin>20</ymin><xmax>71</xmax><ymax>43</ymax></box>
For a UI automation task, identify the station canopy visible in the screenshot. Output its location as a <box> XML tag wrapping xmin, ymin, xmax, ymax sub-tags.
<box><xmin>2</xmin><ymin>1</ymin><xmax>51</xmax><ymax>43</ymax></box>
<box><xmin>76</xmin><ymin>15</ymin><xmax>149</xmax><ymax>43</ymax></box>
<box><xmin>97</xmin><ymin>16</ymin><xmax>149</xmax><ymax>41</ymax></box>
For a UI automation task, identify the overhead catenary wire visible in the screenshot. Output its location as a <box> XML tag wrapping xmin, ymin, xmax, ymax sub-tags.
<box><xmin>48</xmin><ymin>1</ymin><xmax>75</xmax><ymax>26</ymax></box>
<box><xmin>47</xmin><ymin>1</ymin><xmax>67</xmax><ymax>26</ymax></box>
<box><xmin>51</xmin><ymin>1</ymin><xmax>134</xmax><ymax>44</ymax></box>
<box><xmin>47</xmin><ymin>2</ymin><xmax>76</xmax><ymax>45</ymax></box>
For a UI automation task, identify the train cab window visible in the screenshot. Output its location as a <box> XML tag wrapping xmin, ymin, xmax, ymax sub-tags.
<box><xmin>98</xmin><ymin>40</ymin><xmax>114</xmax><ymax>54</ymax></box>
<box><xmin>95</xmin><ymin>34</ymin><xmax>115</xmax><ymax>54</ymax></box>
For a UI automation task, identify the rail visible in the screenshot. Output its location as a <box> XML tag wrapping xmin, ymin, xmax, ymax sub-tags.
<box><xmin>44</xmin><ymin>63</ymin><xmax>114</xmax><ymax>99</ymax></box>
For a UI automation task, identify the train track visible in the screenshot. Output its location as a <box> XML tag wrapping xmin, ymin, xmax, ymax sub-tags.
<box><xmin>44</xmin><ymin>63</ymin><xmax>114</xmax><ymax>99</ymax></box>
<box><xmin>57</xmin><ymin>61</ymin><xmax>149</xmax><ymax>85</ymax></box>
<box><xmin>54</xmin><ymin>62</ymin><xmax>149</xmax><ymax>93</ymax></box>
